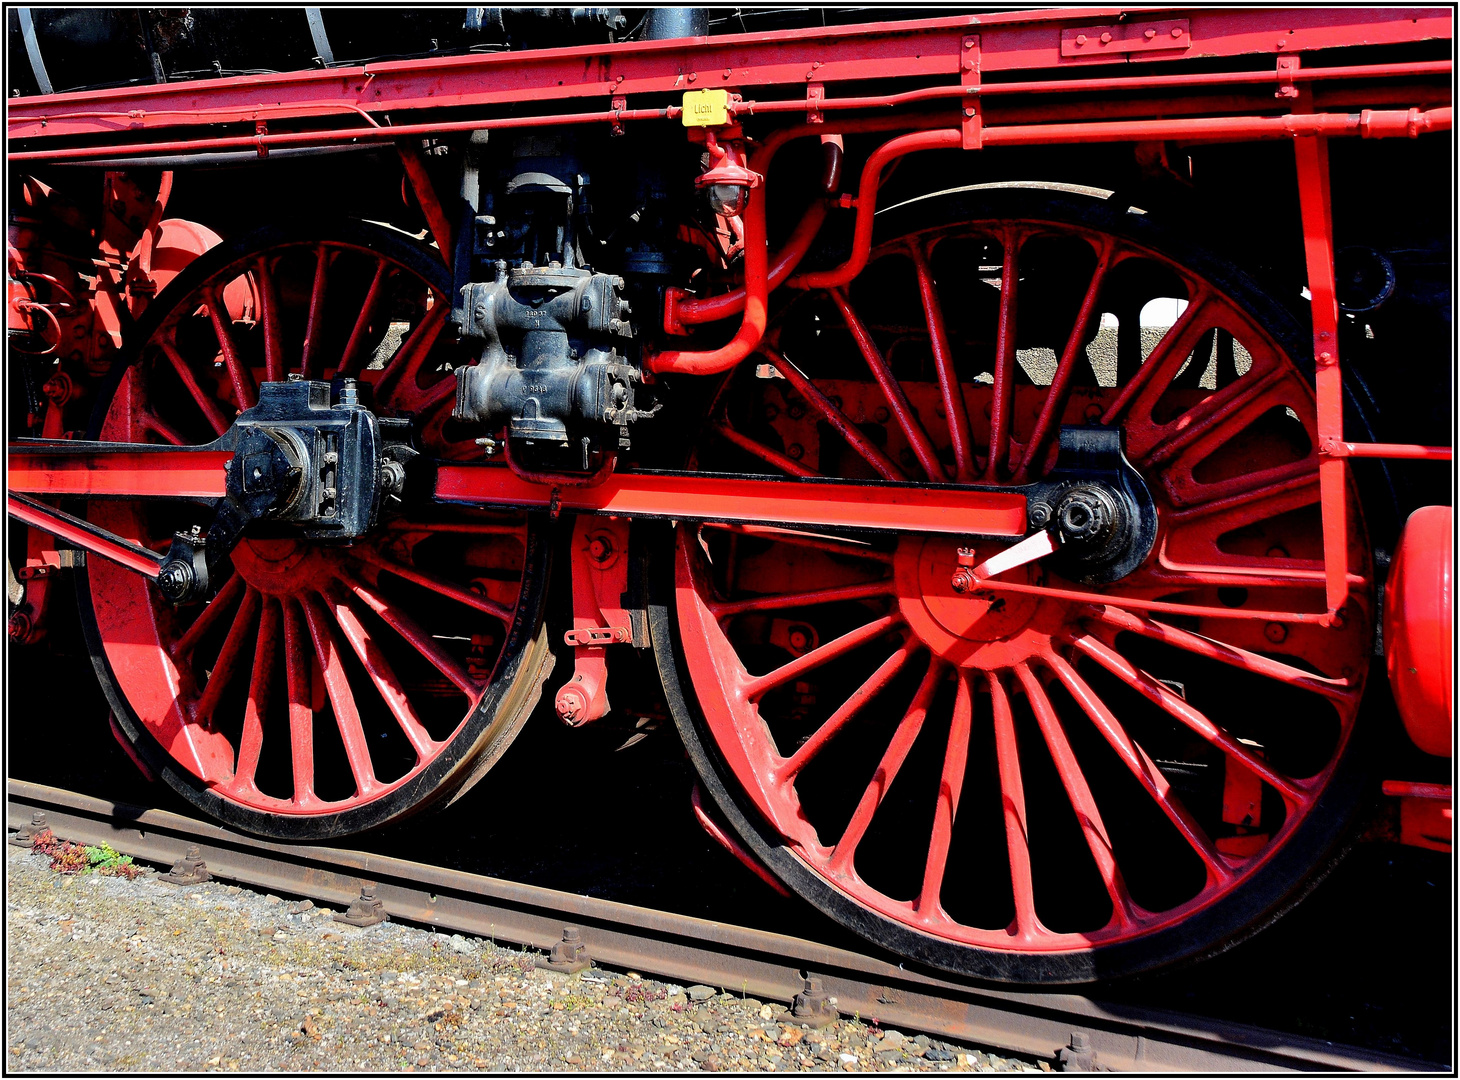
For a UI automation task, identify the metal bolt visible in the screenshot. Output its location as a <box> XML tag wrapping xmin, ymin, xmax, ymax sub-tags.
<box><xmin>873</xmin><ymin>406</ymin><xmax>890</xmax><ymax>424</ymax></box>
<box><xmin>787</xmin><ymin>443</ymin><xmax>804</xmax><ymax>460</ymax></box>
<box><xmin>763</xmin><ymin>403</ymin><xmax>780</xmax><ymax>420</ymax></box>
<box><xmin>1028</xmin><ymin>502</ymin><xmax>1053</xmax><ymax>528</ymax></box>
<box><xmin>1100</xmin><ymin>31</ymin><xmax>1112</xmax><ymax>43</ymax></box>
<box><xmin>950</xmin><ymin>567</ymin><xmax>976</xmax><ymax>594</ymax></box>
<box><xmin>964</xmin><ymin>106</ymin><xmax>976</xmax><ymax>117</ymax></box>
<box><xmin>1084</xmin><ymin>403</ymin><xmax>1104</xmax><ymax>421</ymax></box>
<box><xmin>786</xmin><ymin>400</ymin><xmax>806</xmax><ymax>420</ymax></box>
<box><xmin>787</xmin><ymin>626</ymin><xmax>811</xmax><ymax>652</ymax></box>
<box><xmin>1075</xmin><ymin>34</ymin><xmax>1087</xmax><ymax>45</ymax></box>
<box><xmin>587</xmin><ymin>535</ymin><xmax>614</xmax><ymax>563</ymax></box>
<box><xmin>1144</xmin><ymin>28</ymin><xmax>1157</xmax><ymax>39</ymax></box>
<box><xmin>8</xmin><ymin>611</ymin><xmax>33</xmax><ymax>643</ymax></box>
<box><xmin>1267</xmin><ymin>545</ymin><xmax>1289</xmax><ymax>558</ymax></box>
<box><xmin>687</xmin><ymin>71</ymin><xmax>697</xmax><ymax>83</ymax></box>
<box><xmin>1264</xmin><ymin>622</ymin><xmax>1288</xmax><ymax>644</ymax></box>
<box><xmin>1171</xmin><ymin>26</ymin><xmax>1183</xmax><ymax>37</ymax></box>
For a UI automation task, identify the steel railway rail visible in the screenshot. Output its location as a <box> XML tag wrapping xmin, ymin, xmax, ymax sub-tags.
<box><xmin>7</xmin><ymin>778</ymin><xmax>1442</xmax><ymax>1073</ymax></box>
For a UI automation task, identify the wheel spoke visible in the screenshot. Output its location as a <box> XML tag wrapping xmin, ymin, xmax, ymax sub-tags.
<box><xmin>159</xmin><ymin>339</ymin><xmax>230</xmax><ymax>436</ymax></box>
<box><xmin>1087</xmin><ymin>605</ymin><xmax>1353</xmax><ymax>700</ymax></box>
<box><xmin>138</xmin><ymin>408</ymin><xmax>188</xmax><ymax>446</ymax></box>
<box><xmin>1044</xmin><ymin>650</ymin><xmax>1230</xmax><ymax>882</ymax></box>
<box><xmin>987</xmin><ymin>670</ymin><xmax>1039</xmax><ymax>939</ymax></box>
<box><xmin>234</xmin><ymin>596</ymin><xmax>279</xmax><ymax>789</ymax></box>
<box><xmin>326</xmin><ymin>586</ymin><xmax>439</xmax><ymax>760</ymax></box>
<box><xmin>299</xmin><ymin>246</ymin><xmax>332</xmax><ymax>381</ymax></box>
<box><xmin>1100</xmin><ymin>287</ymin><xmax>1212</xmax><ymax>426</ymax></box>
<box><xmin>340</xmin><ymin>568</ymin><xmax>482</xmax><ymax>697</ymax></box>
<box><xmin>301</xmin><ymin>592</ymin><xmax>380</xmax><ymax>798</ymax></box>
<box><xmin>1068</xmin><ymin>631</ymin><xmax>1305</xmax><ymax>804</ymax></box>
<box><xmin>713</xmin><ymin>421</ymin><xmax>820</xmax><ymax>477</ymax></box>
<box><xmin>1140</xmin><ymin>366</ymin><xmax>1288</xmax><ymax>469</ymax></box>
<box><xmin>281</xmin><ymin>598</ymin><xmax>317</xmax><ymax>806</ymax></box>
<box><xmin>1016</xmin><ymin>661</ymin><xmax>1136</xmax><ymax>927</ymax></box>
<box><xmin>744</xmin><ymin>613</ymin><xmax>904</xmax><ymax>701</ymax></box>
<box><xmin>173</xmin><ymin>573</ymin><xmax>245</xmax><ymax>660</ymax></box>
<box><xmin>206</xmin><ymin>283</ymin><xmax>257</xmax><ymax>410</ymax></box>
<box><xmin>349</xmin><ymin>546</ymin><xmax>513</xmax><ymax>622</ymax></box>
<box><xmin>828</xmin><ymin>288</ymin><xmax>946</xmax><ymax>481</ymax></box>
<box><xmin>986</xmin><ymin>230</ymin><xmax>1021</xmax><ymax>481</ymax></box>
<box><xmin>193</xmin><ymin>586</ymin><xmax>262</xmax><ymax>727</ymax></box>
<box><xmin>255</xmin><ymin>256</ymin><xmax>286</xmax><ymax>383</ymax></box>
<box><xmin>375</xmin><ymin>296</ymin><xmax>449</xmax><ymax>402</ymax></box>
<box><xmin>915</xmin><ymin>670</ymin><xmax>973</xmax><ymax>916</ymax></box>
<box><xmin>1015</xmin><ymin>240</ymin><xmax>1114</xmax><ymax>481</ymax></box>
<box><xmin>829</xmin><ymin>658</ymin><xmax>945</xmax><ymax>875</ymax></box>
<box><xmin>711</xmin><ymin>578</ymin><xmax>892</xmax><ymax>618</ymax></box>
<box><xmin>763</xmin><ymin>345</ymin><xmax>905</xmax><ymax>481</ymax></box>
<box><xmin>337</xmin><ymin>259</ymin><xmax>391</xmax><ymax>378</ymax></box>
<box><xmin>911</xmin><ymin>241</ymin><xmax>976</xmax><ymax>481</ymax></box>
<box><xmin>779</xmin><ymin>640</ymin><xmax>919</xmax><ymax>780</ymax></box>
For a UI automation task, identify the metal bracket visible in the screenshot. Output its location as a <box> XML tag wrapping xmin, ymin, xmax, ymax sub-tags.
<box><xmin>160</xmin><ymin>844</ymin><xmax>211</xmax><ymax>885</ymax></box>
<box><xmin>1276</xmin><ymin>54</ymin><xmax>1301</xmax><ymax>100</ymax></box>
<box><xmin>554</xmin><ymin>517</ymin><xmax>635</xmax><ymax>726</ymax></box>
<box><xmin>1055</xmin><ymin>1032</ymin><xmax>1100</xmax><ymax>1071</ymax></box>
<box><xmin>537</xmin><ymin>925</ymin><xmax>591</xmax><ymax>973</ymax></box>
<box><xmin>610</xmin><ymin>94</ymin><xmax>627</xmax><ymax>137</ymax></box>
<box><xmin>1061</xmin><ymin>19</ymin><xmax>1191</xmax><ymax>58</ymax></box>
<box><xmin>9</xmin><ymin>811</ymin><xmax>48</xmax><ymax>848</ymax></box>
<box><xmin>789</xmin><ymin>976</ymin><xmax>840</xmax><ymax>1028</ymax></box>
<box><xmin>806</xmin><ymin>83</ymin><xmax>825</xmax><ymax>125</ymax></box>
<box><xmin>961</xmin><ymin>36</ymin><xmax>982</xmax><ymax>150</ymax></box>
<box><xmin>334</xmin><ymin>883</ymin><xmax>389</xmax><ymax>927</ymax></box>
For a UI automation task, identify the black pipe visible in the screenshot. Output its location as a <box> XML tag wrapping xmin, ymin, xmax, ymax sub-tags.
<box><xmin>640</xmin><ymin>8</ymin><xmax>708</xmax><ymax>40</ymax></box>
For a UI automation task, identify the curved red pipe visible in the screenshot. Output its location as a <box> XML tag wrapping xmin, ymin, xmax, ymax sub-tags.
<box><xmin>644</xmin><ymin>181</ymin><xmax>768</xmax><ymax>376</ymax></box>
<box><xmin>789</xmin><ymin>128</ymin><xmax>961</xmax><ymax>291</ymax></box>
<box><xmin>672</xmin><ymin>135</ymin><xmax>842</xmax><ymax>329</ymax></box>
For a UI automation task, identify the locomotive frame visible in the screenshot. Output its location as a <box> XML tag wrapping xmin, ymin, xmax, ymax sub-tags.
<box><xmin>7</xmin><ymin>6</ymin><xmax>1454</xmax><ymax>985</ymax></box>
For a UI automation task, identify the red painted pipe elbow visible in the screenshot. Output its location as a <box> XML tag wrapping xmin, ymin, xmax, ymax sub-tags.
<box><xmin>790</xmin><ymin>129</ymin><xmax>961</xmax><ymax>291</ymax></box>
<box><xmin>645</xmin><ymin>183</ymin><xmax>768</xmax><ymax>376</ymax></box>
<box><xmin>670</xmin><ymin>135</ymin><xmax>842</xmax><ymax>330</ymax></box>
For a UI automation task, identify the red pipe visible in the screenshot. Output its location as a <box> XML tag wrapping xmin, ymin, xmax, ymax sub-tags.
<box><xmin>728</xmin><ymin>59</ymin><xmax>1453</xmax><ymax>116</ymax></box>
<box><xmin>8</xmin><ymin>107</ymin><xmax>680</xmax><ymax>163</ymax></box>
<box><xmin>790</xmin><ymin>129</ymin><xmax>962</xmax><ymax>291</ymax></box>
<box><xmin>671</xmin><ymin>134</ymin><xmax>842</xmax><ymax>329</ymax></box>
<box><xmin>644</xmin><ymin>181</ymin><xmax>768</xmax><ymax>376</ymax></box>
<box><xmin>1323</xmin><ymin>440</ymin><xmax>1453</xmax><ymax>461</ymax></box>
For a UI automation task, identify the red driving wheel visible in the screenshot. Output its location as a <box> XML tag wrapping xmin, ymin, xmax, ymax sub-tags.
<box><xmin>656</xmin><ymin>189</ymin><xmax>1374</xmax><ymax>982</ymax></box>
<box><xmin>81</xmin><ymin>221</ymin><xmax>553</xmax><ymax>839</ymax></box>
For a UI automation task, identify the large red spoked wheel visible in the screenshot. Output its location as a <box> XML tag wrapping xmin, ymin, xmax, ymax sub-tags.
<box><xmin>80</xmin><ymin>220</ymin><xmax>553</xmax><ymax>839</ymax></box>
<box><xmin>655</xmin><ymin>189</ymin><xmax>1375</xmax><ymax>983</ymax></box>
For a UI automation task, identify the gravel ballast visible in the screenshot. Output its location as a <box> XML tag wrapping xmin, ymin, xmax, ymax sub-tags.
<box><xmin>6</xmin><ymin>845</ymin><xmax>1048</xmax><ymax>1072</ymax></box>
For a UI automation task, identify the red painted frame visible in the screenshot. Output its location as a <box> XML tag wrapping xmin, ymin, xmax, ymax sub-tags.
<box><xmin>7</xmin><ymin>5</ymin><xmax>1454</xmax><ymax>633</ymax></box>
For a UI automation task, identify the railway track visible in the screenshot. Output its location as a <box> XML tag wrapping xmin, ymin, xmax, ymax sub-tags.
<box><xmin>7</xmin><ymin>778</ymin><xmax>1441</xmax><ymax>1073</ymax></box>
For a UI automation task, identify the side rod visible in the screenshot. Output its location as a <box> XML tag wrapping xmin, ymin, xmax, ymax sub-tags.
<box><xmin>6</xmin><ymin>494</ymin><xmax>165</xmax><ymax>578</ymax></box>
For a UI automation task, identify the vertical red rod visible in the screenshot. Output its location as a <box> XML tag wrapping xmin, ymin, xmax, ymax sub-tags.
<box><xmin>1293</xmin><ymin>135</ymin><xmax>1350</xmax><ymax>617</ymax></box>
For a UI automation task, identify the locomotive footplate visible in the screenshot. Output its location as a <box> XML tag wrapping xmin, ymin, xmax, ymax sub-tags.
<box><xmin>10</xmin><ymin>416</ymin><xmax>1155</xmax><ymax>596</ymax></box>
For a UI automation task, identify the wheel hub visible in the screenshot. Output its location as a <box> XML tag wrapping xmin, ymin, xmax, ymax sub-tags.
<box><xmin>230</xmin><ymin>536</ymin><xmax>326</xmax><ymax>597</ymax></box>
<box><xmin>896</xmin><ymin>534</ymin><xmax>1048</xmax><ymax>665</ymax></box>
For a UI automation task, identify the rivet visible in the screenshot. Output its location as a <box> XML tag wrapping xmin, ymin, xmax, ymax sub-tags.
<box><xmin>1100</xmin><ymin>31</ymin><xmax>1112</xmax><ymax>44</ymax></box>
<box><xmin>1075</xmin><ymin>34</ymin><xmax>1087</xmax><ymax>45</ymax></box>
<box><xmin>1171</xmin><ymin>26</ymin><xmax>1183</xmax><ymax>37</ymax></box>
